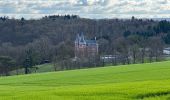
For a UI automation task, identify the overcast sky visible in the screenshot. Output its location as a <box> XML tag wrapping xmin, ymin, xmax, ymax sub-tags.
<box><xmin>0</xmin><ymin>0</ymin><xmax>170</xmax><ymax>19</ymax></box>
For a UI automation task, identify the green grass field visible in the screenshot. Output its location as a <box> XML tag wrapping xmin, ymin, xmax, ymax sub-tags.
<box><xmin>1</xmin><ymin>61</ymin><xmax>170</xmax><ymax>100</ymax></box>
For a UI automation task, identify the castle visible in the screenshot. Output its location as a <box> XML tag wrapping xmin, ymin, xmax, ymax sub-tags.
<box><xmin>75</xmin><ymin>33</ymin><xmax>98</xmax><ymax>58</ymax></box>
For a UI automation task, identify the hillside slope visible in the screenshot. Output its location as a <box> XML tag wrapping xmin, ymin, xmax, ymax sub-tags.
<box><xmin>0</xmin><ymin>61</ymin><xmax>170</xmax><ymax>100</ymax></box>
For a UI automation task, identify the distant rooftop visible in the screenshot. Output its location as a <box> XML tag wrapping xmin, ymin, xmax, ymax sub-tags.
<box><xmin>75</xmin><ymin>32</ymin><xmax>97</xmax><ymax>45</ymax></box>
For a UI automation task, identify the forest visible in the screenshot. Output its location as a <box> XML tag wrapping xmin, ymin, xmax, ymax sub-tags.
<box><xmin>0</xmin><ymin>15</ymin><xmax>170</xmax><ymax>76</ymax></box>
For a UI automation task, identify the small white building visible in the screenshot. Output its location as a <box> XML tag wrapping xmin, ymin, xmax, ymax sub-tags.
<box><xmin>100</xmin><ymin>55</ymin><xmax>116</xmax><ymax>62</ymax></box>
<box><xmin>163</xmin><ymin>47</ymin><xmax>170</xmax><ymax>55</ymax></box>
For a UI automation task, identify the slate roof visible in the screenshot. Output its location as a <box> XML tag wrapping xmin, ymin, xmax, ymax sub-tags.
<box><xmin>75</xmin><ymin>33</ymin><xmax>97</xmax><ymax>45</ymax></box>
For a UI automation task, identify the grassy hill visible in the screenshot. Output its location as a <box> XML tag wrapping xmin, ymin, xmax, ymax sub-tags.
<box><xmin>1</xmin><ymin>61</ymin><xmax>170</xmax><ymax>100</ymax></box>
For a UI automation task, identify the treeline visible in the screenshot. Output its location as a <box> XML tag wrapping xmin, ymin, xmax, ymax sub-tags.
<box><xmin>0</xmin><ymin>15</ymin><xmax>170</xmax><ymax>76</ymax></box>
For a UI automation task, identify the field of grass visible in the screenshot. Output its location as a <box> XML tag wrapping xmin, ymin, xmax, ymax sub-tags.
<box><xmin>1</xmin><ymin>61</ymin><xmax>170</xmax><ymax>100</ymax></box>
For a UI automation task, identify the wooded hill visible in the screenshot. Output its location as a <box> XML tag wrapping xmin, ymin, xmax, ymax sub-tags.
<box><xmin>0</xmin><ymin>15</ymin><xmax>170</xmax><ymax>75</ymax></box>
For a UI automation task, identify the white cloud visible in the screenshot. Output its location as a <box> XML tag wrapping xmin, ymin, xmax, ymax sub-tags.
<box><xmin>0</xmin><ymin>0</ymin><xmax>170</xmax><ymax>19</ymax></box>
